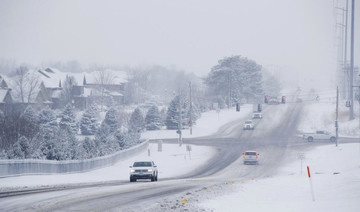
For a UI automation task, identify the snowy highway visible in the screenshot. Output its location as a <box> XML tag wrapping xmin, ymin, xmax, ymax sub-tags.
<box><xmin>0</xmin><ymin>102</ymin><xmax>312</xmax><ymax>211</ymax></box>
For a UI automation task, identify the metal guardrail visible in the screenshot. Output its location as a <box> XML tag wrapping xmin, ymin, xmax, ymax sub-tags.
<box><xmin>0</xmin><ymin>140</ymin><xmax>149</xmax><ymax>178</ymax></box>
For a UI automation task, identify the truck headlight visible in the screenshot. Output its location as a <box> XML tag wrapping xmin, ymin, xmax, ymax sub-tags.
<box><xmin>130</xmin><ymin>169</ymin><xmax>135</xmax><ymax>173</ymax></box>
<box><xmin>148</xmin><ymin>169</ymin><xmax>153</xmax><ymax>172</ymax></box>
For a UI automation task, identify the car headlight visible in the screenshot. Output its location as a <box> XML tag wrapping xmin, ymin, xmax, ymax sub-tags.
<box><xmin>130</xmin><ymin>169</ymin><xmax>135</xmax><ymax>173</ymax></box>
<box><xmin>148</xmin><ymin>169</ymin><xmax>153</xmax><ymax>172</ymax></box>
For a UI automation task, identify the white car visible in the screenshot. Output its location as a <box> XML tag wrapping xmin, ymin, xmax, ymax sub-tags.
<box><xmin>243</xmin><ymin>120</ymin><xmax>254</xmax><ymax>130</ymax></box>
<box><xmin>243</xmin><ymin>151</ymin><xmax>259</xmax><ymax>165</ymax></box>
<box><xmin>252</xmin><ymin>112</ymin><xmax>262</xmax><ymax>119</ymax></box>
<box><xmin>303</xmin><ymin>131</ymin><xmax>336</xmax><ymax>142</ymax></box>
<box><xmin>129</xmin><ymin>161</ymin><xmax>158</xmax><ymax>182</ymax></box>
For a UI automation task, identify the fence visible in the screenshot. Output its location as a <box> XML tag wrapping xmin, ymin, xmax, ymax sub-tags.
<box><xmin>0</xmin><ymin>140</ymin><xmax>148</xmax><ymax>178</ymax></box>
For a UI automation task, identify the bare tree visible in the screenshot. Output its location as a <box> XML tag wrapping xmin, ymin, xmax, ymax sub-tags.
<box><xmin>94</xmin><ymin>69</ymin><xmax>114</xmax><ymax>109</ymax></box>
<box><xmin>26</xmin><ymin>72</ymin><xmax>40</xmax><ymax>103</ymax></box>
<box><xmin>15</xmin><ymin>66</ymin><xmax>27</xmax><ymax>103</ymax></box>
<box><xmin>14</xmin><ymin>66</ymin><xmax>40</xmax><ymax>103</ymax></box>
<box><xmin>61</xmin><ymin>75</ymin><xmax>77</xmax><ymax>105</ymax></box>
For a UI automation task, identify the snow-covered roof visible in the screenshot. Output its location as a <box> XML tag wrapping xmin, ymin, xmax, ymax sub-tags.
<box><xmin>34</xmin><ymin>67</ymin><xmax>127</xmax><ymax>88</ymax></box>
<box><xmin>0</xmin><ymin>89</ymin><xmax>9</xmax><ymax>103</ymax></box>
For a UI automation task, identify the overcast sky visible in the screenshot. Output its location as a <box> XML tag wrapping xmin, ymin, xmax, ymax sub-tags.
<box><xmin>0</xmin><ymin>0</ymin><xmax>359</xmax><ymax>87</ymax></box>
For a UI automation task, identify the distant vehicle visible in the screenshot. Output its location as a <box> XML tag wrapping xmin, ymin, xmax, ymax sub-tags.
<box><xmin>252</xmin><ymin>112</ymin><xmax>262</xmax><ymax>119</ymax></box>
<box><xmin>303</xmin><ymin>131</ymin><xmax>336</xmax><ymax>142</ymax></box>
<box><xmin>268</xmin><ymin>97</ymin><xmax>280</xmax><ymax>105</ymax></box>
<box><xmin>129</xmin><ymin>161</ymin><xmax>158</xmax><ymax>182</ymax></box>
<box><xmin>243</xmin><ymin>151</ymin><xmax>259</xmax><ymax>165</ymax></box>
<box><xmin>243</xmin><ymin>120</ymin><xmax>254</xmax><ymax>130</ymax></box>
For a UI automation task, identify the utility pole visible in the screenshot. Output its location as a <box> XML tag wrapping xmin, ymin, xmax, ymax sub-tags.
<box><xmin>189</xmin><ymin>82</ymin><xmax>192</xmax><ymax>135</ymax></box>
<box><xmin>349</xmin><ymin>0</ymin><xmax>355</xmax><ymax>120</ymax></box>
<box><xmin>178</xmin><ymin>94</ymin><xmax>182</xmax><ymax>146</ymax></box>
<box><xmin>336</xmin><ymin>86</ymin><xmax>339</xmax><ymax>147</ymax></box>
<box><xmin>336</xmin><ymin>6</ymin><xmax>346</xmax><ymax>98</ymax></box>
<box><xmin>228</xmin><ymin>71</ymin><xmax>231</xmax><ymax>109</ymax></box>
<box><xmin>344</xmin><ymin>0</ymin><xmax>349</xmax><ymax>99</ymax></box>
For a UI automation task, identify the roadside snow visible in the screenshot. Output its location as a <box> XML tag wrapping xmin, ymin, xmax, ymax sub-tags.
<box><xmin>1</xmin><ymin>106</ymin><xmax>253</xmax><ymax>191</ymax></box>
<box><xmin>0</xmin><ymin>144</ymin><xmax>215</xmax><ymax>191</ymax></box>
<box><xmin>200</xmin><ymin>143</ymin><xmax>360</xmax><ymax>212</ymax></box>
<box><xmin>141</xmin><ymin>105</ymin><xmax>253</xmax><ymax>140</ymax></box>
<box><xmin>298</xmin><ymin>99</ymin><xmax>360</xmax><ymax>137</ymax></box>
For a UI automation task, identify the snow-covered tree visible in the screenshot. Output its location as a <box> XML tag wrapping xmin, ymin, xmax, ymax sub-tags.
<box><xmin>80</xmin><ymin>105</ymin><xmax>98</xmax><ymax>135</ymax></box>
<box><xmin>7</xmin><ymin>136</ymin><xmax>31</xmax><ymax>159</ymax></box>
<box><xmin>38</xmin><ymin>108</ymin><xmax>58</xmax><ymax>140</ymax></box>
<box><xmin>61</xmin><ymin>75</ymin><xmax>77</xmax><ymax>105</ymax></box>
<box><xmin>205</xmin><ymin>55</ymin><xmax>263</xmax><ymax>105</ymax></box>
<box><xmin>19</xmin><ymin>105</ymin><xmax>39</xmax><ymax>141</ymax></box>
<box><xmin>82</xmin><ymin>137</ymin><xmax>97</xmax><ymax>158</ymax></box>
<box><xmin>186</xmin><ymin>102</ymin><xmax>201</xmax><ymax>125</ymax></box>
<box><xmin>59</xmin><ymin>104</ymin><xmax>77</xmax><ymax>133</ymax></box>
<box><xmin>103</xmin><ymin>108</ymin><xmax>119</xmax><ymax>134</ymax></box>
<box><xmin>165</xmin><ymin>95</ymin><xmax>187</xmax><ymax>130</ymax></box>
<box><xmin>8</xmin><ymin>141</ymin><xmax>24</xmax><ymax>159</ymax></box>
<box><xmin>129</xmin><ymin>107</ymin><xmax>145</xmax><ymax>133</ymax></box>
<box><xmin>145</xmin><ymin>105</ymin><xmax>162</xmax><ymax>130</ymax></box>
<box><xmin>41</xmin><ymin>127</ymin><xmax>79</xmax><ymax>160</ymax></box>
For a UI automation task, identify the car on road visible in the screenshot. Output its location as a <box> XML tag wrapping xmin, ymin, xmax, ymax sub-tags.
<box><xmin>243</xmin><ymin>120</ymin><xmax>254</xmax><ymax>130</ymax></box>
<box><xmin>252</xmin><ymin>112</ymin><xmax>262</xmax><ymax>119</ymax></box>
<box><xmin>129</xmin><ymin>161</ymin><xmax>158</xmax><ymax>182</ymax></box>
<box><xmin>268</xmin><ymin>97</ymin><xmax>280</xmax><ymax>105</ymax></box>
<box><xmin>303</xmin><ymin>130</ymin><xmax>336</xmax><ymax>142</ymax></box>
<box><xmin>243</xmin><ymin>151</ymin><xmax>259</xmax><ymax>165</ymax></box>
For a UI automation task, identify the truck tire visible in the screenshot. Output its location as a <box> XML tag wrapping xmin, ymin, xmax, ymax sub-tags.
<box><xmin>308</xmin><ymin>137</ymin><xmax>313</xmax><ymax>142</ymax></box>
<box><xmin>330</xmin><ymin>137</ymin><xmax>336</xmax><ymax>142</ymax></box>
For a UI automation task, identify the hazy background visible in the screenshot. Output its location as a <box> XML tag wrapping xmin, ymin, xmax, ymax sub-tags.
<box><xmin>0</xmin><ymin>0</ymin><xmax>359</xmax><ymax>89</ymax></box>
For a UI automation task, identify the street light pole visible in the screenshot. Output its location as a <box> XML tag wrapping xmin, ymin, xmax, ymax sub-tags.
<box><xmin>349</xmin><ymin>0</ymin><xmax>355</xmax><ymax>120</ymax></box>
<box><xmin>189</xmin><ymin>81</ymin><xmax>192</xmax><ymax>135</ymax></box>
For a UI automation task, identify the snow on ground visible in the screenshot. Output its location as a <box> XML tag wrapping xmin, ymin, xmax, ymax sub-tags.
<box><xmin>298</xmin><ymin>98</ymin><xmax>360</xmax><ymax>138</ymax></box>
<box><xmin>0</xmin><ymin>144</ymin><xmax>215</xmax><ymax>191</ymax></box>
<box><xmin>1</xmin><ymin>106</ymin><xmax>254</xmax><ymax>191</ymax></box>
<box><xmin>198</xmin><ymin>143</ymin><xmax>360</xmax><ymax>212</ymax></box>
<box><xmin>141</xmin><ymin>105</ymin><xmax>253</xmax><ymax>140</ymax></box>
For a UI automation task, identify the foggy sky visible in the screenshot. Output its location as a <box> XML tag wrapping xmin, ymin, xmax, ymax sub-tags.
<box><xmin>0</xmin><ymin>0</ymin><xmax>359</xmax><ymax>88</ymax></box>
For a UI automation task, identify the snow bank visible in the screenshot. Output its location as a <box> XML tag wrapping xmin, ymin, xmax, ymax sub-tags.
<box><xmin>141</xmin><ymin>105</ymin><xmax>253</xmax><ymax>140</ymax></box>
<box><xmin>298</xmin><ymin>95</ymin><xmax>359</xmax><ymax>137</ymax></box>
<box><xmin>200</xmin><ymin>143</ymin><xmax>360</xmax><ymax>212</ymax></box>
<box><xmin>0</xmin><ymin>144</ymin><xmax>215</xmax><ymax>191</ymax></box>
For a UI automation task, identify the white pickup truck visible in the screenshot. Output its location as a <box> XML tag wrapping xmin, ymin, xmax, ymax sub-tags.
<box><xmin>303</xmin><ymin>131</ymin><xmax>336</xmax><ymax>142</ymax></box>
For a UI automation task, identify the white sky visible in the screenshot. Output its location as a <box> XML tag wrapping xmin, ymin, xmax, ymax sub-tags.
<box><xmin>0</xmin><ymin>0</ymin><xmax>359</xmax><ymax>83</ymax></box>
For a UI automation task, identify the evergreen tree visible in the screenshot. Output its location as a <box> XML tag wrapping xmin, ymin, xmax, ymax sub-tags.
<box><xmin>114</xmin><ymin>128</ymin><xmax>127</xmax><ymax>150</ymax></box>
<box><xmin>129</xmin><ymin>108</ymin><xmax>145</xmax><ymax>133</ymax></box>
<box><xmin>186</xmin><ymin>102</ymin><xmax>201</xmax><ymax>125</ymax></box>
<box><xmin>103</xmin><ymin>108</ymin><xmax>119</xmax><ymax>134</ymax></box>
<box><xmin>165</xmin><ymin>95</ymin><xmax>187</xmax><ymax>130</ymax></box>
<box><xmin>59</xmin><ymin>104</ymin><xmax>77</xmax><ymax>133</ymax></box>
<box><xmin>80</xmin><ymin>105</ymin><xmax>98</xmax><ymax>135</ymax></box>
<box><xmin>18</xmin><ymin>136</ymin><xmax>31</xmax><ymax>158</ymax></box>
<box><xmin>145</xmin><ymin>105</ymin><xmax>162</xmax><ymax>130</ymax></box>
<box><xmin>38</xmin><ymin>108</ymin><xmax>58</xmax><ymax>140</ymax></box>
<box><xmin>8</xmin><ymin>141</ymin><xmax>25</xmax><ymax>159</ymax></box>
<box><xmin>19</xmin><ymin>105</ymin><xmax>39</xmax><ymax>141</ymax></box>
<box><xmin>83</xmin><ymin>137</ymin><xmax>97</xmax><ymax>158</ymax></box>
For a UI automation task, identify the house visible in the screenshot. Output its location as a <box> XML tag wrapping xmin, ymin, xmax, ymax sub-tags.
<box><xmin>3</xmin><ymin>68</ymin><xmax>127</xmax><ymax>111</ymax></box>
<box><xmin>0</xmin><ymin>76</ymin><xmax>13</xmax><ymax>114</ymax></box>
<box><xmin>72</xmin><ymin>75</ymin><xmax>125</xmax><ymax>110</ymax></box>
